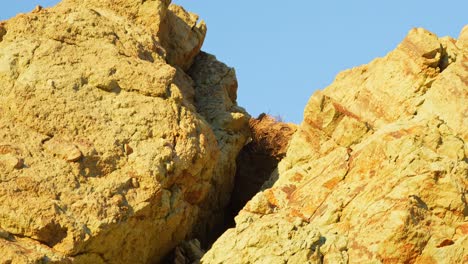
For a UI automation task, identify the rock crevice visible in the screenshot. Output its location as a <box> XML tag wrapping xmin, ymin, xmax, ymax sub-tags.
<box><xmin>0</xmin><ymin>1</ymin><xmax>466</xmax><ymax>263</ymax></box>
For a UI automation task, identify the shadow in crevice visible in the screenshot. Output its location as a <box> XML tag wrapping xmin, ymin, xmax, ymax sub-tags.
<box><xmin>226</xmin><ymin>114</ymin><xmax>297</xmax><ymax>228</ymax></box>
<box><xmin>162</xmin><ymin>114</ymin><xmax>297</xmax><ymax>263</ymax></box>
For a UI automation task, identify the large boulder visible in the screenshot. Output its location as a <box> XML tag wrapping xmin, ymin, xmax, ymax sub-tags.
<box><xmin>0</xmin><ymin>0</ymin><xmax>249</xmax><ymax>263</ymax></box>
<box><xmin>203</xmin><ymin>27</ymin><xmax>468</xmax><ymax>263</ymax></box>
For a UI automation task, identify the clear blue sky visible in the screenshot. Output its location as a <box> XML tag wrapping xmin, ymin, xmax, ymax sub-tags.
<box><xmin>1</xmin><ymin>1</ymin><xmax>467</xmax><ymax>123</ymax></box>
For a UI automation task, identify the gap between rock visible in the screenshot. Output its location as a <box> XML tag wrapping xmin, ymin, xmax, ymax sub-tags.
<box><xmin>163</xmin><ymin>113</ymin><xmax>297</xmax><ymax>263</ymax></box>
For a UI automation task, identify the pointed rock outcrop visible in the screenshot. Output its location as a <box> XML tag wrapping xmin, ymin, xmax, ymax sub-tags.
<box><xmin>203</xmin><ymin>27</ymin><xmax>468</xmax><ymax>264</ymax></box>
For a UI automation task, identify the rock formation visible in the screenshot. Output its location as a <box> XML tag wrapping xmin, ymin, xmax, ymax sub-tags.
<box><xmin>0</xmin><ymin>0</ymin><xmax>249</xmax><ymax>263</ymax></box>
<box><xmin>229</xmin><ymin>114</ymin><xmax>297</xmax><ymax>225</ymax></box>
<box><xmin>203</xmin><ymin>27</ymin><xmax>468</xmax><ymax>263</ymax></box>
<box><xmin>1</xmin><ymin>0</ymin><xmax>467</xmax><ymax>263</ymax></box>
<box><xmin>164</xmin><ymin>114</ymin><xmax>297</xmax><ymax>263</ymax></box>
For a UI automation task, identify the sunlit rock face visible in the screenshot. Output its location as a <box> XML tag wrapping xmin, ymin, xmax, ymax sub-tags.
<box><xmin>0</xmin><ymin>0</ymin><xmax>250</xmax><ymax>263</ymax></box>
<box><xmin>203</xmin><ymin>27</ymin><xmax>468</xmax><ymax>264</ymax></box>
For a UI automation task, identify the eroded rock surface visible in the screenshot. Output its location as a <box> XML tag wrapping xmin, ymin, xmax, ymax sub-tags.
<box><xmin>203</xmin><ymin>27</ymin><xmax>468</xmax><ymax>263</ymax></box>
<box><xmin>0</xmin><ymin>0</ymin><xmax>249</xmax><ymax>263</ymax></box>
<box><xmin>229</xmin><ymin>114</ymin><xmax>297</xmax><ymax>224</ymax></box>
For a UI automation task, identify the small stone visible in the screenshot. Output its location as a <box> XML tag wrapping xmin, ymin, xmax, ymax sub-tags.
<box><xmin>0</xmin><ymin>154</ymin><xmax>23</xmax><ymax>170</ymax></box>
<box><xmin>33</xmin><ymin>5</ymin><xmax>43</xmax><ymax>13</ymax></box>
<box><xmin>131</xmin><ymin>178</ymin><xmax>139</xmax><ymax>188</ymax></box>
<box><xmin>66</xmin><ymin>148</ymin><xmax>83</xmax><ymax>162</ymax></box>
<box><xmin>14</xmin><ymin>158</ymin><xmax>24</xmax><ymax>169</ymax></box>
<box><xmin>43</xmin><ymin>138</ymin><xmax>83</xmax><ymax>162</ymax></box>
<box><xmin>124</xmin><ymin>144</ymin><xmax>133</xmax><ymax>155</ymax></box>
<box><xmin>47</xmin><ymin>79</ymin><xmax>56</xmax><ymax>89</ymax></box>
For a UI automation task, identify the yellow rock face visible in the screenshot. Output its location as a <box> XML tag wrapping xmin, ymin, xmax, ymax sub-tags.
<box><xmin>203</xmin><ymin>27</ymin><xmax>468</xmax><ymax>264</ymax></box>
<box><xmin>0</xmin><ymin>0</ymin><xmax>249</xmax><ymax>263</ymax></box>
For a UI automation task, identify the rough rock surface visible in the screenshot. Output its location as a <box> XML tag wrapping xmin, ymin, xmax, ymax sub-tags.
<box><xmin>164</xmin><ymin>239</ymin><xmax>205</xmax><ymax>264</ymax></box>
<box><xmin>229</xmin><ymin>114</ymin><xmax>297</xmax><ymax>224</ymax></box>
<box><xmin>0</xmin><ymin>0</ymin><xmax>249</xmax><ymax>263</ymax></box>
<box><xmin>203</xmin><ymin>27</ymin><xmax>468</xmax><ymax>263</ymax></box>
<box><xmin>187</xmin><ymin>51</ymin><xmax>251</xmax><ymax>247</ymax></box>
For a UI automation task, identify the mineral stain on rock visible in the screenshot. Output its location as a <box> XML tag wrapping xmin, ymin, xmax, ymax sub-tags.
<box><xmin>202</xmin><ymin>26</ymin><xmax>468</xmax><ymax>264</ymax></box>
<box><xmin>0</xmin><ymin>0</ymin><xmax>466</xmax><ymax>263</ymax></box>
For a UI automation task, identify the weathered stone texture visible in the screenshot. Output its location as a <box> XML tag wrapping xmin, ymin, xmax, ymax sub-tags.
<box><xmin>229</xmin><ymin>114</ymin><xmax>297</xmax><ymax>224</ymax></box>
<box><xmin>0</xmin><ymin>0</ymin><xmax>249</xmax><ymax>263</ymax></box>
<box><xmin>203</xmin><ymin>27</ymin><xmax>468</xmax><ymax>264</ymax></box>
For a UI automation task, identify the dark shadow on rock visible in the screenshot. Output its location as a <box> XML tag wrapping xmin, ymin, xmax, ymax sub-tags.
<box><xmin>226</xmin><ymin>114</ymin><xmax>297</xmax><ymax>228</ymax></box>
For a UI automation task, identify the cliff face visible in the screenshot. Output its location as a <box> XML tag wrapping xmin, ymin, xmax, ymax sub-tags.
<box><xmin>0</xmin><ymin>0</ymin><xmax>250</xmax><ymax>263</ymax></box>
<box><xmin>203</xmin><ymin>27</ymin><xmax>468</xmax><ymax>263</ymax></box>
<box><xmin>1</xmin><ymin>1</ymin><xmax>467</xmax><ymax>263</ymax></box>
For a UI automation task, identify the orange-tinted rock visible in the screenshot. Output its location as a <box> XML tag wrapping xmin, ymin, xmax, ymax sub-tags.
<box><xmin>203</xmin><ymin>27</ymin><xmax>468</xmax><ymax>264</ymax></box>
